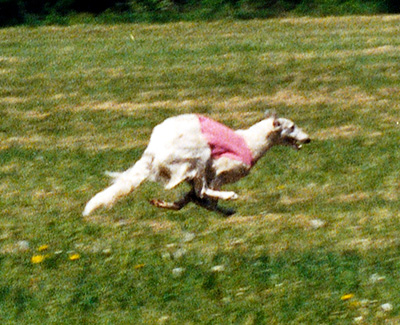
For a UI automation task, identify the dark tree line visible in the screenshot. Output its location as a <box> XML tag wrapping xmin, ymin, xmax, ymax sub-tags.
<box><xmin>0</xmin><ymin>0</ymin><xmax>399</xmax><ymax>26</ymax></box>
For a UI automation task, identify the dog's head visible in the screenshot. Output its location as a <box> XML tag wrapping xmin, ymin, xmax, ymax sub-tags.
<box><xmin>267</xmin><ymin>112</ymin><xmax>310</xmax><ymax>150</ymax></box>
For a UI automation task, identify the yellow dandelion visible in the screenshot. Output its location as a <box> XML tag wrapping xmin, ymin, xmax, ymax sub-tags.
<box><xmin>341</xmin><ymin>293</ymin><xmax>355</xmax><ymax>301</ymax></box>
<box><xmin>69</xmin><ymin>253</ymin><xmax>80</xmax><ymax>261</ymax></box>
<box><xmin>31</xmin><ymin>255</ymin><xmax>45</xmax><ymax>264</ymax></box>
<box><xmin>38</xmin><ymin>244</ymin><xmax>49</xmax><ymax>252</ymax></box>
<box><xmin>134</xmin><ymin>263</ymin><xmax>145</xmax><ymax>269</ymax></box>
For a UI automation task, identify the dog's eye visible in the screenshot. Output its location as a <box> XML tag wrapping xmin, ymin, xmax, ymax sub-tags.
<box><xmin>290</xmin><ymin>125</ymin><xmax>295</xmax><ymax>132</ymax></box>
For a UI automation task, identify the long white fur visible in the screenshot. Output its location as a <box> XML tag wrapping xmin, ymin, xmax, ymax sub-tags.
<box><xmin>83</xmin><ymin>113</ymin><xmax>310</xmax><ymax>216</ymax></box>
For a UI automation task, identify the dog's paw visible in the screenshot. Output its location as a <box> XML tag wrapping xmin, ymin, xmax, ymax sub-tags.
<box><xmin>149</xmin><ymin>199</ymin><xmax>162</xmax><ymax>207</ymax></box>
<box><xmin>150</xmin><ymin>199</ymin><xmax>181</xmax><ymax>210</ymax></box>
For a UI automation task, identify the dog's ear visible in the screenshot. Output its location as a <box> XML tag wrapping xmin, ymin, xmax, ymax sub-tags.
<box><xmin>265</xmin><ymin>110</ymin><xmax>281</xmax><ymax>129</ymax></box>
<box><xmin>273</xmin><ymin>119</ymin><xmax>281</xmax><ymax>129</ymax></box>
<box><xmin>264</xmin><ymin>109</ymin><xmax>277</xmax><ymax>119</ymax></box>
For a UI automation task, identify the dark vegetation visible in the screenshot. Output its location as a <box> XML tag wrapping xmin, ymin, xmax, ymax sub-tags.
<box><xmin>0</xmin><ymin>0</ymin><xmax>399</xmax><ymax>26</ymax></box>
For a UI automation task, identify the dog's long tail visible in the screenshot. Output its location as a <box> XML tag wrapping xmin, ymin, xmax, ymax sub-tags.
<box><xmin>82</xmin><ymin>154</ymin><xmax>152</xmax><ymax>216</ymax></box>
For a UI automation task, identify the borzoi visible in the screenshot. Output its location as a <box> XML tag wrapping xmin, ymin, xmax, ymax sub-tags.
<box><xmin>83</xmin><ymin>112</ymin><xmax>310</xmax><ymax>216</ymax></box>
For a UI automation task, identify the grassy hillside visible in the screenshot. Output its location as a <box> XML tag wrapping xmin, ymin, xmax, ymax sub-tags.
<box><xmin>1</xmin><ymin>16</ymin><xmax>400</xmax><ymax>323</ymax></box>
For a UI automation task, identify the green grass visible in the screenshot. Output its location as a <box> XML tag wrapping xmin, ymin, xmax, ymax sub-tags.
<box><xmin>1</xmin><ymin>15</ymin><xmax>400</xmax><ymax>323</ymax></box>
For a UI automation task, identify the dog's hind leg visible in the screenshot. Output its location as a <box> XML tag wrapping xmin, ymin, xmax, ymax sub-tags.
<box><xmin>83</xmin><ymin>154</ymin><xmax>153</xmax><ymax>216</ymax></box>
<box><xmin>150</xmin><ymin>189</ymin><xmax>235</xmax><ymax>216</ymax></box>
<box><xmin>150</xmin><ymin>191</ymin><xmax>193</xmax><ymax>211</ymax></box>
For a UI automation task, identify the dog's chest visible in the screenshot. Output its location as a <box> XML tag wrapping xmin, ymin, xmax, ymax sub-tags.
<box><xmin>197</xmin><ymin>115</ymin><xmax>253</xmax><ymax>166</ymax></box>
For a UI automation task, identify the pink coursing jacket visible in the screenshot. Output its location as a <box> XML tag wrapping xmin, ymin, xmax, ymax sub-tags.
<box><xmin>197</xmin><ymin>115</ymin><xmax>254</xmax><ymax>167</ymax></box>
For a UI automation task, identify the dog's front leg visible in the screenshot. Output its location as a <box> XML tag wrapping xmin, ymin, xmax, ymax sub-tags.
<box><xmin>191</xmin><ymin>178</ymin><xmax>237</xmax><ymax>215</ymax></box>
<box><xmin>201</xmin><ymin>188</ymin><xmax>239</xmax><ymax>201</ymax></box>
<box><xmin>194</xmin><ymin>175</ymin><xmax>238</xmax><ymax>201</ymax></box>
<box><xmin>191</xmin><ymin>195</ymin><xmax>236</xmax><ymax>216</ymax></box>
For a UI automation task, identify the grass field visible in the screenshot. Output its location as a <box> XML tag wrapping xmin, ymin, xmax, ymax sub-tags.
<box><xmin>1</xmin><ymin>15</ymin><xmax>400</xmax><ymax>323</ymax></box>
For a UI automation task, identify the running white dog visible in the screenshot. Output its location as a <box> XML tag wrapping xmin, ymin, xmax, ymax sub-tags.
<box><xmin>83</xmin><ymin>112</ymin><xmax>310</xmax><ymax>216</ymax></box>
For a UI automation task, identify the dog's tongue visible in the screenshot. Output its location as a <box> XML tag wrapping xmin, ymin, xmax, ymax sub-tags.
<box><xmin>293</xmin><ymin>143</ymin><xmax>302</xmax><ymax>150</ymax></box>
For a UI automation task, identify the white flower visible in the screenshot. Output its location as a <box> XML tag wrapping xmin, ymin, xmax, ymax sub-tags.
<box><xmin>182</xmin><ymin>232</ymin><xmax>196</xmax><ymax>243</ymax></box>
<box><xmin>381</xmin><ymin>303</ymin><xmax>393</xmax><ymax>312</ymax></box>
<box><xmin>173</xmin><ymin>248</ymin><xmax>187</xmax><ymax>259</ymax></box>
<box><xmin>211</xmin><ymin>265</ymin><xmax>225</xmax><ymax>272</ymax></box>
<box><xmin>17</xmin><ymin>240</ymin><xmax>30</xmax><ymax>252</ymax></box>
<box><xmin>102</xmin><ymin>248</ymin><xmax>112</xmax><ymax>255</ymax></box>
<box><xmin>369</xmin><ymin>273</ymin><xmax>386</xmax><ymax>283</ymax></box>
<box><xmin>161</xmin><ymin>252</ymin><xmax>171</xmax><ymax>260</ymax></box>
<box><xmin>309</xmin><ymin>219</ymin><xmax>326</xmax><ymax>229</ymax></box>
<box><xmin>172</xmin><ymin>267</ymin><xmax>185</xmax><ymax>277</ymax></box>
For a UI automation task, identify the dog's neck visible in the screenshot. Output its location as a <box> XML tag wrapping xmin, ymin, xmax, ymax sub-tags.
<box><xmin>236</xmin><ymin>118</ymin><xmax>277</xmax><ymax>163</ymax></box>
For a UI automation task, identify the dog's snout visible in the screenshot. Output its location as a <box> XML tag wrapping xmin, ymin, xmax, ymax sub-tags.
<box><xmin>304</xmin><ymin>138</ymin><xmax>311</xmax><ymax>144</ymax></box>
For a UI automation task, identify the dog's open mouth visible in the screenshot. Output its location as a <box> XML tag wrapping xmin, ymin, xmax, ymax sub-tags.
<box><xmin>287</xmin><ymin>138</ymin><xmax>311</xmax><ymax>150</ymax></box>
<box><xmin>293</xmin><ymin>142</ymin><xmax>303</xmax><ymax>150</ymax></box>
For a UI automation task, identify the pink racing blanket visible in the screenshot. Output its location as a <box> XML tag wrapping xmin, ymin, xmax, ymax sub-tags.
<box><xmin>198</xmin><ymin>115</ymin><xmax>254</xmax><ymax>166</ymax></box>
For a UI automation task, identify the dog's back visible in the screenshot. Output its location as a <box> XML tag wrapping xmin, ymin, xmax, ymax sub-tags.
<box><xmin>145</xmin><ymin>114</ymin><xmax>209</xmax><ymax>164</ymax></box>
<box><xmin>143</xmin><ymin>114</ymin><xmax>211</xmax><ymax>189</ymax></box>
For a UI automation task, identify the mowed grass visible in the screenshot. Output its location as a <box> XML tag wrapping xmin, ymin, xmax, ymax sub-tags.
<box><xmin>1</xmin><ymin>15</ymin><xmax>400</xmax><ymax>323</ymax></box>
